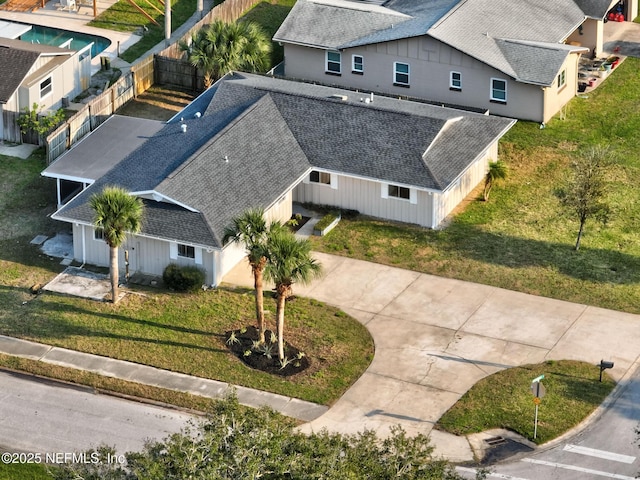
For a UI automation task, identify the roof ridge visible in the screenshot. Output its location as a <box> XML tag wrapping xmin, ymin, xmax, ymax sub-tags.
<box><xmin>164</xmin><ymin>93</ymin><xmax>271</xmax><ymax>181</ymax></box>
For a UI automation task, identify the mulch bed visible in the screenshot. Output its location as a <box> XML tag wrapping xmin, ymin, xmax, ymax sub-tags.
<box><xmin>225</xmin><ymin>325</ymin><xmax>310</xmax><ymax>377</ymax></box>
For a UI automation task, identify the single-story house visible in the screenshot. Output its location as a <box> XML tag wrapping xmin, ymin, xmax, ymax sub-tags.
<box><xmin>273</xmin><ymin>0</ymin><xmax>620</xmax><ymax>123</ymax></box>
<box><xmin>43</xmin><ymin>73</ymin><xmax>514</xmax><ymax>286</ymax></box>
<box><xmin>0</xmin><ymin>37</ymin><xmax>90</xmax><ymax>142</ymax></box>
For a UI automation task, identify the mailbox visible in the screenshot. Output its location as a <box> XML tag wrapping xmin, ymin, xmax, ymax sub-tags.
<box><xmin>598</xmin><ymin>360</ymin><xmax>614</xmax><ymax>382</ymax></box>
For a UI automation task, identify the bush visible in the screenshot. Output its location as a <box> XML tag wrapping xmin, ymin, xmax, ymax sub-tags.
<box><xmin>162</xmin><ymin>263</ymin><xmax>205</xmax><ymax>292</ymax></box>
<box><xmin>314</xmin><ymin>211</ymin><xmax>340</xmax><ymax>232</ymax></box>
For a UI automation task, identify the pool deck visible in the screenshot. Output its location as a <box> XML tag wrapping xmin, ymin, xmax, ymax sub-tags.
<box><xmin>0</xmin><ymin>0</ymin><xmax>140</xmax><ymax>71</ymax></box>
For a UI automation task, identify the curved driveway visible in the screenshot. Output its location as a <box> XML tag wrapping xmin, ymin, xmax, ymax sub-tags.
<box><xmin>224</xmin><ymin>252</ymin><xmax>640</xmax><ymax>460</ymax></box>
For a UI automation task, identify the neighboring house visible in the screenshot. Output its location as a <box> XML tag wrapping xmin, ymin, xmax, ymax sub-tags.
<box><xmin>0</xmin><ymin>38</ymin><xmax>90</xmax><ymax>142</ymax></box>
<box><xmin>42</xmin><ymin>73</ymin><xmax>514</xmax><ymax>286</ymax></box>
<box><xmin>273</xmin><ymin>0</ymin><xmax>621</xmax><ymax>123</ymax></box>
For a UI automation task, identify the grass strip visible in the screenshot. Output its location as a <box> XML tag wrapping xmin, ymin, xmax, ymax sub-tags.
<box><xmin>436</xmin><ymin>360</ymin><xmax>615</xmax><ymax>444</ymax></box>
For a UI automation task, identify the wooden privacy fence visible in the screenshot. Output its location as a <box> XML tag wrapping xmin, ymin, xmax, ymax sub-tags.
<box><xmin>45</xmin><ymin>73</ymin><xmax>135</xmax><ymax>164</ymax></box>
<box><xmin>44</xmin><ymin>0</ymin><xmax>262</xmax><ymax>164</ymax></box>
<box><xmin>158</xmin><ymin>0</ymin><xmax>262</xmax><ymax>59</ymax></box>
<box><xmin>1</xmin><ymin>110</ymin><xmax>22</xmax><ymax>144</ymax></box>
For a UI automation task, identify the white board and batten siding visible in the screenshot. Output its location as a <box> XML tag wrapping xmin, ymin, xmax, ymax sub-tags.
<box><xmin>74</xmin><ymin>223</ymin><xmax>217</xmax><ymax>285</ymax></box>
<box><xmin>71</xmin><ymin>190</ymin><xmax>295</xmax><ymax>287</ymax></box>
<box><xmin>437</xmin><ymin>145</ymin><xmax>497</xmax><ymax>225</ymax></box>
<box><xmin>294</xmin><ymin>173</ymin><xmax>435</xmax><ymax>227</ymax></box>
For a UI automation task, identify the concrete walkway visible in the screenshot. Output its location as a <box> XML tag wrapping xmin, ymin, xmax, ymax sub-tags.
<box><xmin>0</xmin><ymin>335</ymin><xmax>328</xmax><ymax>422</ymax></box>
<box><xmin>223</xmin><ymin>252</ymin><xmax>640</xmax><ymax>461</ymax></box>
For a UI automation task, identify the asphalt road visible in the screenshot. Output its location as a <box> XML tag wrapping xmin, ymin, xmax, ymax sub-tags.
<box><xmin>457</xmin><ymin>363</ymin><xmax>640</xmax><ymax>480</ymax></box>
<box><xmin>0</xmin><ymin>370</ymin><xmax>195</xmax><ymax>458</ymax></box>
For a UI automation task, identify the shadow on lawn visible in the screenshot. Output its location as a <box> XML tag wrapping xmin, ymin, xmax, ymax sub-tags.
<box><xmin>0</xmin><ymin>287</ymin><xmax>226</xmax><ymax>354</ymax></box>
<box><xmin>444</xmin><ymin>224</ymin><xmax>640</xmax><ymax>284</ymax></box>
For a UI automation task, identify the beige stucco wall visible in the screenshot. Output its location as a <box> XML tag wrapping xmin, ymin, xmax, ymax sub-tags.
<box><xmin>541</xmin><ymin>52</ymin><xmax>582</xmax><ymax>123</ymax></box>
<box><xmin>284</xmin><ymin>36</ymin><xmax>559</xmax><ymax>122</ymax></box>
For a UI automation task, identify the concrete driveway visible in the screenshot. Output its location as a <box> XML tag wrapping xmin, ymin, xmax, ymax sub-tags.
<box><xmin>223</xmin><ymin>252</ymin><xmax>640</xmax><ymax>460</ymax></box>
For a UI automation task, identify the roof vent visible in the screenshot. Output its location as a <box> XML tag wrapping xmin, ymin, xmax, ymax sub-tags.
<box><xmin>224</xmin><ymin>155</ymin><xmax>229</xmax><ymax>163</ymax></box>
<box><xmin>330</xmin><ymin>94</ymin><xmax>348</xmax><ymax>101</ymax></box>
<box><xmin>194</xmin><ymin>112</ymin><xmax>201</xmax><ymax>118</ymax></box>
<box><xmin>181</xmin><ymin>124</ymin><xmax>187</xmax><ymax>133</ymax></box>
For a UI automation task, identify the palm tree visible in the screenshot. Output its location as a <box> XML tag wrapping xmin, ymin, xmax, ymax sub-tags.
<box><xmin>180</xmin><ymin>19</ymin><xmax>272</xmax><ymax>88</ymax></box>
<box><xmin>222</xmin><ymin>208</ymin><xmax>275</xmax><ymax>344</ymax></box>
<box><xmin>89</xmin><ymin>186</ymin><xmax>144</xmax><ymax>303</ymax></box>
<box><xmin>483</xmin><ymin>159</ymin><xmax>508</xmax><ymax>201</ymax></box>
<box><xmin>264</xmin><ymin>229</ymin><xmax>322</xmax><ymax>362</ymax></box>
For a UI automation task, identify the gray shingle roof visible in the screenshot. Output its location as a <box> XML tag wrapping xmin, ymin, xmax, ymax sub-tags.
<box><xmin>0</xmin><ymin>38</ymin><xmax>73</xmax><ymax>104</ymax></box>
<box><xmin>273</xmin><ymin>0</ymin><xmax>408</xmax><ymax>49</ymax></box>
<box><xmin>52</xmin><ymin>73</ymin><xmax>514</xmax><ymax>246</ymax></box>
<box><xmin>277</xmin><ymin>0</ymin><xmax>594</xmax><ymax>86</ymax></box>
<box><xmin>574</xmin><ymin>0</ymin><xmax>618</xmax><ymax>18</ymax></box>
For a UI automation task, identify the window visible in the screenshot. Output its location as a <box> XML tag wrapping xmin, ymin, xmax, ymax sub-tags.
<box><xmin>450</xmin><ymin>71</ymin><xmax>462</xmax><ymax>90</ymax></box>
<box><xmin>310</xmin><ymin>171</ymin><xmax>331</xmax><ymax>185</ymax></box>
<box><xmin>394</xmin><ymin>62</ymin><xmax>410</xmax><ymax>86</ymax></box>
<box><xmin>490</xmin><ymin>78</ymin><xmax>507</xmax><ymax>103</ymax></box>
<box><xmin>388</xmin><ymin>184</ymin><xmax>410</xmax><ymax>200</ymax></box>
<box><xmin>94</xmin><ymin>229</ymin><xmax>104</xmax><ymax>241</ymax></box>
<box><xmin>178</xmin><ymin>244</ymin><xmax>195</xmax><ymax>259</ymax></box>
<box><xmin>557</xmin><ymin>69</ymin><xmax>566</xmax><ymax>89</ymax></box>
<box><xmin>40</xmin><ymin>77</ymin><xmax>52</xmax><ymax>99</ymax></box>
<box><xmin>352</xmin><ymin>55</ymin><xmax>363</xmax><ymax>74</ymax></box>
<box><xmin>326</xmin><ymin>51</ymin><xmax>341</xmax><ymax>74</ymax></box>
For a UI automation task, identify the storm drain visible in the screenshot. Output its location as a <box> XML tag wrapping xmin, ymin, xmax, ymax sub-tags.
<box><xmin>479</xmin><ymin>436</ymin><xmax>533</xmax><ymax>465</ymax></box>
<box><xmin>484</xmin><ymin>436</ymin><xmax>507</xmax><ymax>447</ymax></box>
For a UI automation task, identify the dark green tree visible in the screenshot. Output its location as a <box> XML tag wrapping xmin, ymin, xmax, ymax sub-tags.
<box><xmin>180</xmin><ymin>19</ymin><xmax>272</xmax><ymax>88</ymax></box>
<box><xmin>51</xmin><ymin>395</ymin><xmax>473</xmax><ymax>479</ymax></box>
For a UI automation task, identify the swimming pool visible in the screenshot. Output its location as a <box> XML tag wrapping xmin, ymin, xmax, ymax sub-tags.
<box><xmin>18</xmin><ymin>24</ymin><xmax>111</xmax><ymax>59</ymax></box>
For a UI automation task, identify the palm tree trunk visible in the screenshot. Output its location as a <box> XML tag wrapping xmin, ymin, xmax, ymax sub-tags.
<box><xmin>254</xmin><ymin>268</ymin><xmax>266</xmax><ymax>344</ymax></box>
<box><xmin>110</xmin><ymin>245</ymin><xmax>119</xmax><ymax>303</ymax></box>
<box><xmin>276</xmin><ymin>290</ymin><xmax>287</xmax><ymax>362</ymax></box>
<box><xmin>483</xmin><ymin>179</ymin><xmax>492</xmax><ymax>201</ymax></box>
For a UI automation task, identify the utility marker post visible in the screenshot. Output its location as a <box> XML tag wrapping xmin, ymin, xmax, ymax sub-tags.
<box><xmin>530</xmin><ymin>375</ymin><xmax>546</xmax><ymax>440</ymax></box>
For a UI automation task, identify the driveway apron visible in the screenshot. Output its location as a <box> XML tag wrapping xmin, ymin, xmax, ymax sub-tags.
<box><xmin>224</xmin><ymin>252</ymin><xmax>640</xmax><ymax>460</ymax></box>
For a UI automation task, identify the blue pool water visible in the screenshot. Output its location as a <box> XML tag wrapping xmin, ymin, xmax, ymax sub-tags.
<box><xmin>19</xmin><ymin>24</ymin><xmax>111</xmax><ymax>59</ymax></box>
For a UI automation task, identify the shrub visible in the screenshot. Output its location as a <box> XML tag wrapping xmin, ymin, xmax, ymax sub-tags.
<box><xmin>314</xmin><ymin>211</ymin><xmax>340</xmax><ymax>232</ymax></box>
<box><xmin>162</xmin><ymin>263</ymin><xmax>205</xmax><ymax>292</ymax></box>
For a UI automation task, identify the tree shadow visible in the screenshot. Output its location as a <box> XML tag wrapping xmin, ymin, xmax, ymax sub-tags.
<box><xmin>442</xmin><ymin>225</ymin><xmax>640</xmax><ymax>285</ymax></box>
<box><xmin>0</xmin><ymin>286</ymin><xmax>227</xmax><ymax>355</ymax></box>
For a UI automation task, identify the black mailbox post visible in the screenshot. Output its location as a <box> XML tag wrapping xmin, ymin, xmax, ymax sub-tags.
<box><xmin>599</xmin><ymin>360</ymin><xmax>614</xmax><ymax>382</ymax></box>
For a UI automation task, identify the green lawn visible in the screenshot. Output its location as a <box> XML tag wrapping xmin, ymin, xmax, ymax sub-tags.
<box><xmin>0</xmin><ymin>463</ymin><xmax>52</xmax><ymax>480</ymax></box>
<box><xmin>0</xmin><ymin>152</ymin><xmax>373</xmax><ymax>406</ymax></box>
<box><xmin>241</xmin><ymin>0</ymin><xmax>296</xmax><ymax>67</ymax></box>
<box><xmin>436</xmin><ymin>360</ymin><xmax>615</xmax><ymax>444</ymax></box>
<box><xmin>89</xmin><ymin>0</ymin><xmax>197</xmax><ymax>62</ymax></box>
<box><xmin>311</xmin><ymin>58</ymin><xmax>640</xmax><ymax>314</ymax></box>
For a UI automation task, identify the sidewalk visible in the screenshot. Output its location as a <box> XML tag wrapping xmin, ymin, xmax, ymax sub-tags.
<box><xmin>0</xmin><ymin>334</ymin><xmax>328</xmax><ymax>422</ymax></box>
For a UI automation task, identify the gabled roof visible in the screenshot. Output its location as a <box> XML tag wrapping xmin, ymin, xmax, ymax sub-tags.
<box><xmin>275</xmin><ymin>0</ymin><xmax>596</xmax><ymax>87</ymax></box>
<box><xmin>0</xmin><ymin>38</ymin><xmax>74</xmax><ymax>104</ymax></box>
<box><xmin>574</xmin><ymin>0</ymin><xmax>618</xmax><ymax>19</ymax></box>
<box><xmin>50</xmin><ymin>73</ymin><xmax>514</xmax><ymax>247</ymax></box>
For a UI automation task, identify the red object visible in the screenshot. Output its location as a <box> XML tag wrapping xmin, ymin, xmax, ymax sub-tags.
<box><xmin>617</xmin><ymin>13</ymin><xmax>624</xmax><ymax>22</ymax></box>
<box><xmin>609</xmin><ymin>12</ymin><xmax>616</xmax><ymax>20</ymax></box>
